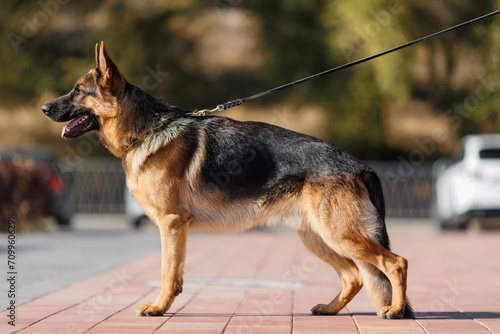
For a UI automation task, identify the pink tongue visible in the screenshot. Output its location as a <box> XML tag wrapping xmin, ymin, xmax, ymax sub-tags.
<box><xmin>61</xmin><ymin>115</ymin><xmax>88</xmax><ymax>138</ymax></box>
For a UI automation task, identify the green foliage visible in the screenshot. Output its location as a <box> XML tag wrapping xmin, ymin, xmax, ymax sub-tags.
<box><xmin>1</xmin><ymin>0</ymin><xmax>499</xmax><ymax>159</ymax></box>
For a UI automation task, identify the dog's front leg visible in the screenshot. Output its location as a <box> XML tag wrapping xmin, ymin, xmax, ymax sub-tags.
<box><xmin>136</xmin><ymin>213</ymin><xmax>191</xmax><ymax>316</ymax></box>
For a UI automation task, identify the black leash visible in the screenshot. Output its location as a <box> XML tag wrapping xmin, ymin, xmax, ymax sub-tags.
<box><xmin>197</xmin><ymin>9</ymin><xmax>500</xmax><ymax>115</ymax></box>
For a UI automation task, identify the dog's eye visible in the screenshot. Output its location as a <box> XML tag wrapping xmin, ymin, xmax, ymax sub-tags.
<box><xmin>73</xmin><ymin>88</ymin><xmax>81</xmax><ymax>96</ymax></box>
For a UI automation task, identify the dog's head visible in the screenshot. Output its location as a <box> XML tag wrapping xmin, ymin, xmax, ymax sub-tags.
<box><xmin>42</xmin><ymin>41</ymin><xmax>126</xmax><ymax>139</ymax></box>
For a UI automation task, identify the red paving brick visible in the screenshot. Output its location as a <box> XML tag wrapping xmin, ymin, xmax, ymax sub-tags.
<box><xmin>2</xmin><ymin>228</ymin><xmax>500</xmax><ymax>333</ymax></box>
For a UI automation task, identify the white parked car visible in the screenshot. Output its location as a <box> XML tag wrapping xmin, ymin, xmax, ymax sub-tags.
<box><xmin>435</xmin><ymin>134</ymin><xmax>500</xmax><ymax>229</ymax></box>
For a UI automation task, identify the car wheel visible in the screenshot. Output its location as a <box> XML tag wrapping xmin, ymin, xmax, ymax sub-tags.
<box><xmin>440</xmin><ymin>218</ymin><xmax>467</xmax><ymax>230</ymax></box>
<box><xmin>133</xmin><ymin>214</ymin><xmax>149</xmax><ymax>229</ymax></box>
<box><xmin>55</xmin><ymin>214</ymin><xmax>71</xmax><ymax>227</ymax></box>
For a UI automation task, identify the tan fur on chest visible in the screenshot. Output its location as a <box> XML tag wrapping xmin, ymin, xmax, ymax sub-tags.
<box><xmin>123</xmin><ymin>136</ymin><xmax>195</xmax><ymax>222</ymax></box>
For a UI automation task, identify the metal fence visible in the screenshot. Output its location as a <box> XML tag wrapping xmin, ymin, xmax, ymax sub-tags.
<box><xmin>367</xmin><ymin>161</ymin><xmax>436</xmax><ymax>218</ymax></box>
<box><xmin>62</xmin><ymin>158</ymin><xmax>436</xmax><ymax>218</ymax></box>
<box><xmin>59</xmin><ymin>157</ymin><xmax>126</xmax><ymax>214</ymax></box>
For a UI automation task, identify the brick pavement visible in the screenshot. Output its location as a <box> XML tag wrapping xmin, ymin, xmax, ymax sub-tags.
<box><xmin>2</xmin><ymin>227</ymin><xmax>500</xmax><ymax>333</ymax></box>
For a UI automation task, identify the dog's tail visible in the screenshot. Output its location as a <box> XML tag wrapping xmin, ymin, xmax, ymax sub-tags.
<box><xmin>358</xmin><ymin>172</ymin><xmax>414</xmax><ymax>319</ymax></box>
<box><xmin>358</xmin><ymin>262</ymin><xmax>414</xmax><ymax>319</ymax></box>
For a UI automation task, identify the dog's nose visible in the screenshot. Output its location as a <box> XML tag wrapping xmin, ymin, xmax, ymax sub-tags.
<box><xmin>42</xmin><ymin>104</ymin><xmax>52</xmax><ymax>115</ymax></box>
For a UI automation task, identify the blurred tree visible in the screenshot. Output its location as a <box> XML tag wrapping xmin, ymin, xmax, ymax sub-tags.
<box><xmin>1</xmin><ymin>0</ymin><xmax>499</xmax><ymax>159</ymax></box>
<box><xmin>321</xmin><ymin>0</ymin><xmax>500</xmax><ymax>156</ymax></box>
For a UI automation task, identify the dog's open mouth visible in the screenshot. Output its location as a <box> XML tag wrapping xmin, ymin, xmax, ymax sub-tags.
<box><xmin>61</xmin><ymin>114</ymin><xmax>99</xmax><ymax>138</ymax></box>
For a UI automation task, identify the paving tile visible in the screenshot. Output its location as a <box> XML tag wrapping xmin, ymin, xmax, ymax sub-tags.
<box><xmin>1</xmin><ymin>229</ymin><xmax>499</xmax><ymax>333</ymax></box>
<box><xmin>86</xmin><ymin>288</ymin><xmax>198</xmax><ymax>333</ymax></box>
<box><xmin>225</xmin><ymin>325</ymin><xmax>290</xmax><ymax>334</ymax></box>
<box><xmin>159</xmin><ymin>318</ymin><xmax>229</xmax><ymax>331</ymax></box>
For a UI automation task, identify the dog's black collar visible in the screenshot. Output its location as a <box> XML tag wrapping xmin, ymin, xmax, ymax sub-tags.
<box><xmin>122</xmin><ymin>137</ymin><xmax>141</xmax><ymax>152</ymax></box>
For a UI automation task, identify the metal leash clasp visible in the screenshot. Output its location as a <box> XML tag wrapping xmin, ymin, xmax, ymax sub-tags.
<box><xmin>193</xmin><ymin>104</ymin><xmax>224</xmax><ymax>116</ymax></box>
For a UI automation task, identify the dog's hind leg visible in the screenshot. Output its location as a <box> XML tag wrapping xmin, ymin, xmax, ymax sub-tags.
<box><xmin>313</xmin><ymin>189</ymin><xmax>411</xmax><ymax>319</ymax></box>
<box><xmin>136</xmin><ymin>213</ymin><xmax>191</xmax><ymax>316</ymax></box>
<box><xmin>354</xmin><ymin>242</ymin><xmax>410</xmax><ymax>319</ymax></box>
<box><xmin>297</xmin><ymin>229</ymin><xmax>363</xmax><ymax>315</ymax></box>
<box><xmin>301</xmin><ymin>174</ymin><xmax>412</xmax><ymax>319</ymax></box>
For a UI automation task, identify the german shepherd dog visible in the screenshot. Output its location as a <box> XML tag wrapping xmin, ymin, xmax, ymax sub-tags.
<box><xmin>42</xmin><ymin>42</ymin><xmax>413</xmax><ymax>319</ymax></box>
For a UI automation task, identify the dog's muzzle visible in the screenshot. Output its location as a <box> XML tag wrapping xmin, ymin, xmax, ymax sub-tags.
<box><xmin>42</xmin><ymin>101</ymin><xmax>99</xmax><ymax>138</ymax></box>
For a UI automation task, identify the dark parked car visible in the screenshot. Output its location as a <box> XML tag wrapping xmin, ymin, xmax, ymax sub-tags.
<box><xmin>0</xmin><ymin>148</ymin><xmax>74</xmax><ymax>226</ymax></box>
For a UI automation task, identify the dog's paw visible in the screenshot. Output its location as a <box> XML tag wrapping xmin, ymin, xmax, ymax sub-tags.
<box><xmin>311</xmin><ymin>304</ymin><xmax>338</xmax><ymax>315</ymax></box>
<box><xmin>136</xmin><ymin>302</ymin><xmax>165</xmax><ymax>316</ymax></box>
<box><xmin>377</xmin><ymin>306</ymin><xmax>404</xmax><ymax>319</ymax></box>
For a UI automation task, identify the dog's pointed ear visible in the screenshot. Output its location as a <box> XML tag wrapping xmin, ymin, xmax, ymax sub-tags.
<box><xmin>95</xmin><ymin>41</ymin><xmax>125</xmax><ymax>94</ymax></box>
<box><xmin>95</xmin><ymin>43</ymin><xmax>100</xmax><ymax>69</ymax></box>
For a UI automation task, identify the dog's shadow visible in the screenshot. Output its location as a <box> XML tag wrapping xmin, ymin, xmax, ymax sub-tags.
<box><xmin>169</xmin><ymin>311</ymin><xmax>500</xmax><ymax>320</ymax></box>
<box><xmin>413</xmin><ymin>311</ymin><xmax>500</xmax><ymax>320</ymax></box>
